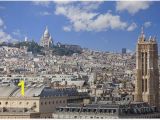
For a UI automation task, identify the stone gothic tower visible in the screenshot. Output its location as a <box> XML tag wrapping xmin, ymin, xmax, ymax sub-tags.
<box><xmin>134</xmin><ymin>27</ymin><xmax>159</xmax><ymax>108</ymax></box>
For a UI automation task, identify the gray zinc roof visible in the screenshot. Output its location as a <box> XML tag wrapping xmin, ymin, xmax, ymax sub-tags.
<box><xmin>0</xmin><ymin>85</ymin><xmax>79</xmax><ymax>97</ymax></box>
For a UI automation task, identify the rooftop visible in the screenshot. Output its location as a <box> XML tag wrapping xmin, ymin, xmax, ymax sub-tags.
<box><xmin>0</xmin><ymin>85</ymin><xmax>80</xmax><ymax>97</ymax></box>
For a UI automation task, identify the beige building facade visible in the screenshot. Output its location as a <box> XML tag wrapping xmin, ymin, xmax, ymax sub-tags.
<box><xmin>0</xmin><ymin>86</ymin><xmax>67</xmax><ymax>118</ymax></box>
<box><xmin>134</xmin><ymin>28</ymin><xmax>159</xmax><ymax>109</ymax></box>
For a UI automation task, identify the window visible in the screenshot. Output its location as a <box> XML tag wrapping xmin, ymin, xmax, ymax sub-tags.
<box><xmin>109</xmin><ymin>109</ymin><xmax>111</xmax><ymax>113</ymax></box>
<box><xmin>63</xmin><ymin>100</ymin><xmax>65</xmax><ymax>104</ymax></box>
<box><xmin>41</xmin><ymin>102</ymin><xmax>43</xmax><ymax>105</ymax></box>
<box><xmin>19</xmin><ymin>102</ymin><xmax>22</xmax><ymax>105</ymax></box>
<box><xmin>113</xmin><ymin>109</ymin><xmax>116</xmax><ymax>113</ymax></box>
<box><xmin>141</xmin><ymin>52</ymin><xmax>144</xmax><ymax>75</ymax></box>
<box><xmin>0</xmin><ymin>102</ymin><xmax>1</xmax><ymax>105</ymax></box>
<box><xmin>53</xmin><ymin>101</ymin><xmax>54</xmax><ymax>104</ymax></box>
<box><xmin>59</xmin><ymin>100</ymin><xmax>61</xmax><ymax>103</ymax></box>
<box><xmin>45</xmin><ymin>102</ymin><xmax>47</xmax><ymax>105</ymax></box>
<box><xmin>49</xmin><ymin>101</ymin><xmax>50</xmax><ymax>104</ymax></box>
<box><xmin>142</xmin><ymin>79</ymin><xmax>144</xmax><ymax>92</ymax></box>
<box><xmin>5</xmin><ymin>102</ymin><xmax>8</xmax><ymax>105</ymax></box>
<box><xmin>145</xmin><ymin>52</ymin><xmax>147</xmax><ymax>75</ymax></box>
<box><xmin>145</xmin><ymin>79</ymin><xmax>147</xmax><ymax>92</ymax></box>
<box><xmin>99</xmin><ymin>109</ymin><xmax>102</xmax><ymax>113</ymax></box>
<box><xmin>26</xmin><ymin>102</ymin><xmax>29</xmax><ymax>105</ymax></box>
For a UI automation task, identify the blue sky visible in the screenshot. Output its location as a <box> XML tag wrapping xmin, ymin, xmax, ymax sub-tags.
<box><xmin>0</xmin><ymin>1</ymin><xmax>160</xmax><ymax>52</ymax></box>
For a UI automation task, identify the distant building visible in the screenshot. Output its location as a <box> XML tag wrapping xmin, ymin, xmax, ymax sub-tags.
<box><xmin>122</xmin><ymin>48</ymin><xmax>126</xmax><ymax>54</ymax></box>
<box><xmin>134</xmin><ymin>27</ymin><xmax>159</xmax><ymax>109</ymax></box>
<box><xmin>40</xmin><ymin>26</ymin><xmax>53</xmax><ymax>48</ymax></box>
<box><xmin>54</xmin><ymin>102</ymin><xmax>160</xmax><ymax>119</ymax></box>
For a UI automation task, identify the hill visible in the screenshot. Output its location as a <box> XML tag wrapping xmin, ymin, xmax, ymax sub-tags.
<box><xmin>0</xmin><ymin>41</ymin><xmax>82</xmax><ymax>56</ymax></box>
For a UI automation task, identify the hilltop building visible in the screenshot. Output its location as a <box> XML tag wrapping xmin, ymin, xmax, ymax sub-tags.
<box><xmin>40</xmin><ymin>26</ymin><xmax>53</xmax><ymax>48</ymax></box>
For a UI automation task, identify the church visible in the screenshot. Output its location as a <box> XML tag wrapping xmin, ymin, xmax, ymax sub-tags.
<box><xmin>40</xmin><ymin>26</ymin><xmax>53</xmax><ymax>48</ymax></box>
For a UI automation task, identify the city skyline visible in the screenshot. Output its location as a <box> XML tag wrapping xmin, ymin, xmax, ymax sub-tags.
<box><xmin>0</xmin><ymin>1</ymin><xmax>160</xmax><ymax>52</ymax></box>
<box><xmin>0</xmin><ymin>1</ymin><xmax>160</xmax><ymax>118</ymax></box>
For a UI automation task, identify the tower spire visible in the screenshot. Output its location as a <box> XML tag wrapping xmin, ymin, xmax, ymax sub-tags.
<box><xmin>141</xmin><ymin>26</ymin><xmax>145</xmax><ymax>39</ymax></box>
<box><xmin>141</xmin><ymin>26</ymin><xmax>144</xmax><ymax>35</ymax></box>
<box><xmin>139</xmin><ymin>26</ymin><xmax>145</xmax><ymax>42</ymax></box>
<box><xmin>46</xmin><ymin>25</ymin><xmax>48</xmax><ymax>31</ymax></box>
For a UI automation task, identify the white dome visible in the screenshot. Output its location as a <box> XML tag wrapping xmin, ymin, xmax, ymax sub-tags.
<box><xmin>44</xmin><ymin>26</ymin><xmax>49</xmax><ymax>36</ymax></box>
<box><xmin>40</xmin><ymin>26</ymin><xmax>54</xmax><ymax>48</ymax></box>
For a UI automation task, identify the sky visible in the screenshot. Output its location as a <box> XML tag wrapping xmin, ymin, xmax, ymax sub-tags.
<box><xmin>0</xmin><ymin>1</ymin><xmax>160</xmax><ymax>52</ymax></box>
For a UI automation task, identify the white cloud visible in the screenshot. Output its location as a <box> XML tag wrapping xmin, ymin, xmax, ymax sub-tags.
<box><xmin>0</xmin><ymin>18</ymin><xmax>18</xmax><ymax>43</ymax></box>
<box><xmin>54</xmin><ymin>1</ymin><xmax>73</xmax><ymax>5</ymax></box>
<box><xmin>12</xmin><ymin>29</ymin><xmax>26</xmax><ymax>40</ymax></box>
<box><xmin>0</xmin><ymin>29</ymin><xmax>18</xmax><ymax>43</ymax></box>
<box><xmin>55</xmin><ymin>2</ymin><xmax>128</xmax><ymax>32</ymax></box>
<box><xmin>116</xmin><ymin>1</ymin><xmax>152</xmax><ymax>15</ymax></box>
<box><xmin>32</xmin><ymin>1</ymin><xmax>52</xmax><ymax>7</ymax></box>
<box><xmin>144</xmin><ymin>21</ymin><xmax>151</xmax><ymax>28</ymax></box>
<box><xmin>80</xmin><ymin>2</ymin><xmax>103</xmax><ymax>11</ymax></box>
<box><xmin>0</xmin><ymin>6</ymin><xmax>5</xmax><ymax>10</ymax></box>
<box><xmin>0</xmin><ymin>30</ymin><xmax>12</xmax><ymax>42</ymax></box>
<box><xmin>63</xmin><ymin>26</ymin><xmax>71</xmax><ymax>32</ymax></box>
<box><xmin>89</xmin><ymin>13</ymin><xmax>127</xmax><ymax>31</ymax></box>
<box><xmin>126</xmin><ymin>49</ymin><xmax>133</xmax><ymax>53</ymax></box>
<box><xmin>12</xmin><ymin>29</ymin><xmax>21</xmax><ymax>36</ymax></box>
<box><xmin>127</xmin><ymin>22</ymin><xmax>137</xmax><ymax>31</ymax></box>
<box><xmin>39</xmin><ymin>11</ymin><xmax>51</xmax><ymax>16</ymax></box>
<box><xmin>0</xmin><ymin>18</ymin><xmax>4</xmax><ymax>27</ymax></box>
